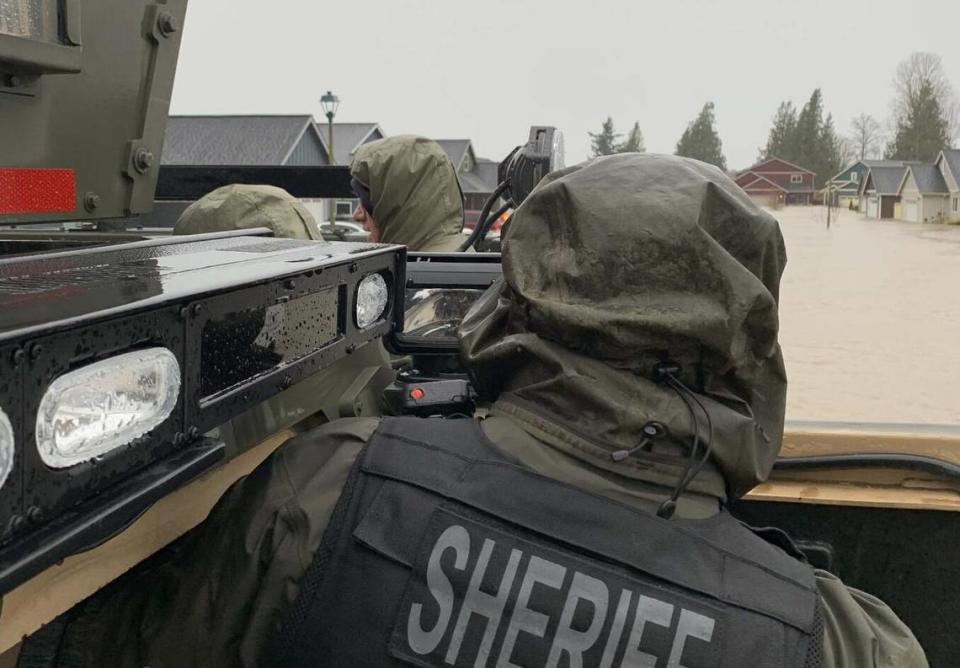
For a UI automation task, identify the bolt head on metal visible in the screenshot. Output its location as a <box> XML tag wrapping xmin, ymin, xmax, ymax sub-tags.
<box><xmin>83</xmin><ymin>192</ymin><xmax>101</xmax><ymax>211</ymax></box>
<box><xmin>134</xmin><ymin>148</ymin><xmax>155</xmax><ymax>173</ymax></box>
<box><xmin>157</xmin><ymin>12</ymin><xmax>179</xmax><ymax>36</ymax></box>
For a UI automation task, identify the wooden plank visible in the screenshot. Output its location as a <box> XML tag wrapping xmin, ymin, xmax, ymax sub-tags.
<box><xmin>0</xmin><ymin>430</ymin><xmax>293</xmax><ymax>655</ymax></box>
<box><xmin>781</xmin><ymin>426</ymin><xmax>960</xmax><ymax>465</ymax></box>
<box><xmin>746</xmin><ymin>479</ymin><xmax>960</xmax><ymax>512</ymax></box>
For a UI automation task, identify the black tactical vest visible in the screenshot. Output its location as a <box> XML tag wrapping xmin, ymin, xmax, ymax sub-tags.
<box><xmin>270</xmin><ymin>417</ymin><xmax>823</xmax><ymax>667</ymax></box>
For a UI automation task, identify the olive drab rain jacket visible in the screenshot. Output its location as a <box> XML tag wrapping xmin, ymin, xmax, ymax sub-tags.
<box><xmin>350</xmin><ymin>135</ymin><xmax>465</xmax><ymax>251</ymax></box>
<box><xmin>26</xmin><ymin>155</ymin><xmax>927</xmax><ymax>668</ymax></box>
<box><xmin>173</xmin><ymin>184</ymin><xmax>325</xmax><ymax>240</ymax></box>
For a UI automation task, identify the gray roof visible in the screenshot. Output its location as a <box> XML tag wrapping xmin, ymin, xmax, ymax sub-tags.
<box><xmin>474</xmin><ymin>159</ymin><xmax>499</xmax><ymax>188</ymax></box>
<box><xmin>162</xmin><ymin>115</ymin><xmax>316</xmax><ymax>165</ymax></box>
<box><xmin>863</xmin><ymin>159</ymin><xmax>913</xmax><ymax>168</ymax></box>
<box><xmin>321</xmin><ymin>122</ymin><xmax>383</xmax><ymax>165</ymax></box>
<box><xmin>940</xmin><ymin>149</ymin><xmax>960</xmax><ymax>187</ymax></box>
<box><xmin>435</xmin><ymin>140</ymin><xmax>472</xmax><ymax>169</ymax></box>
<box><xmin>907</xmin><ymin>164</ymin><xmax>949</xmax><ymax>194</ymax></box>
<box><xmin>458</xmin><ymin>158</ymin><xmax>499</xmax><ymax>194</ymax></box>
<box><xmin>865</xmin><ymin>166</ymin><xmax>910</xmax><ymax>195</ymax></box>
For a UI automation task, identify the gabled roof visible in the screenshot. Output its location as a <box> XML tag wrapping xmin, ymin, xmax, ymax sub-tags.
<box><xmin>162</xmin><ymin>115</ymin><xmax>322</xmax><ymax>165</ymax></box>
<box><xmin>829</xmin><ymin>161</ymin><xmax>866</xmax><ymax>183</ymax></box>
<box><xmin>937</xmin><ymin>148</ymin><xmax>960</xmax><ymax>189</ymax></box>
<box><xmin>319</xmin><ymin>122</ymin><xmax>384</xmax><ymax>165</ymax></box>
<box><xmin>738</xmin><ymin>173</ymin><xmax>788</xmax><ymax>192</ymax></box>
<box><xmin>899</xmin><ymin>164</ymin><xmax>949</xmax><ymax>195</ymax></box>
<box><xmin>829</xmin><ymin>180</ymin><xmax>860</xmax><ymax>194</ymax></box>
<box><xmin>739</xmin><ymin>157</ymin><xmax>815</xmax><ymax>176</ymax></box>
<box><xmin>435</xmin><ymin>140</ymin><xmax>474</xmax><ymax>171</ymax></box>
<box><xmin>458</xmin><ymin>158</ymin><xmax>500</xmax><ymax>195</ymax></box>
<box><xmin>863</xmin><ymin>159</ymin><xmax>915</xmax><ymax>167</ymax></box>
<box><xmin>860</xmin><ymin>165</ymin><xmax>909</xmax><ymax>196</ymax></box>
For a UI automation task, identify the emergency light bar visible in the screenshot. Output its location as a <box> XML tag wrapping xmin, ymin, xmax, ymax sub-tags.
<box><xmin>0</xmin><ymin>228</ymin><xmax>404</xmax><ymax>593</ymax></box>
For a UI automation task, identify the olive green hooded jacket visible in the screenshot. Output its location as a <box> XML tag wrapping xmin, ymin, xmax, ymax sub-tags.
<box><xmin>350</xmin><ymin>136</ymin><xmax>465</xmax><ymax>251</ymax></box>
<box><xmin>31</xmin><ymin>155</ymin><xmax>926</xmax><ymax>668</ymax></box>
<box><xmin>173</xmin><ymin>184</ymin><xmax>324</xmax><ymax>240</ymax></box>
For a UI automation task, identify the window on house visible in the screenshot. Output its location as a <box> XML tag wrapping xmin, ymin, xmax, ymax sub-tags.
<box><xmin>790</xmin><ymin>174</ymin><xmax>803</xmax><ymax>184</ymax></box>
<box><xmin>335</xmin><ymin>200</ymin><xmax>354</xmax><ymax>219</ymax></box>
<box><xmin>851</xmin><ymin>172</ymin><xmax>859</xmax><ymax>183</ymax></box>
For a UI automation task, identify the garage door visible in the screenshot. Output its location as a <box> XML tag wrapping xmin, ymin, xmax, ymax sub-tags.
<box><xmin>903</xmin><ymin>199</ymin><xmax>918</xmax><ymax>222</ymax></box>
<box><xmin>866</xmin><ymin>196</ymin><xmax>878</xmax><ymax>218</ymax></box>
<box><xmin>748</xmin><ymin>193</ymin><xmax>777</xmax><ymax>209</ymax></box>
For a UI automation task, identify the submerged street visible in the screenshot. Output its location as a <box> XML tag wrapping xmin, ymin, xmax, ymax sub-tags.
<box><xmin>777</xmin><ymin>206</ymin><xmax>960</xmax><ymax>426</ymax></box>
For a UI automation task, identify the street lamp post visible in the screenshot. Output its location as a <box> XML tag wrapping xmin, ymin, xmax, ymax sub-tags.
<box><xmin>320</xmin><ymin>90</ymin><xmax>340</xmax><ymax>236</ymax></box>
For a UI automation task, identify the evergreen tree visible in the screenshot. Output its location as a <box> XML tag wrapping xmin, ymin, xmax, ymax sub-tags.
<box><xmin>817</xmin><ymin>114</ymin><xmax>845</xmax><ymax>185</ymax></box>
<box><xmin>675</xmin><ymin>102</ymin><xmax>726</xmax><ymax>170</ymax></box>
<box><xmin>619</xmin><ymin>122</ymin><xmax>645</xmax><ymax>153</ymax></box>
<box><xmin>793</xmin><ymin>89</ymin><xmax>830</xmax><ymax>175</ymax></box>
<box><xmin>763</xmin><ymin>102</ymin><xmax>797</xmax><ymax>161</ymax></box>
<box><xmin>761</xmin><ymin>90</ymin><xmax>843</xmax><ymax>187</ymax></box>
<box><xmin>589</xmin><ymin>117</ymin><xmax>621</xmax><ymax>157</ymax></box>
<box><xmin>886</xmin><ymin>78</ymin><xmax>951</xmax><ymax>161</ymax></box>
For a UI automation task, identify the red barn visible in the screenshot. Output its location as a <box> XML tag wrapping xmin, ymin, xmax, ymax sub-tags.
<box><xmin>735</xmin><ymin>157</ymin><xmax>816</xmax><ymax>208</ymax></box>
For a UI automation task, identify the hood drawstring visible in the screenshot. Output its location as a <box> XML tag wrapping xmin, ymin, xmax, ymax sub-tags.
<box><xmin>610</xmin><ymin>421</ymin><xmax>668</xmax><ymax>462</ymax></box>
<box><xmin>607</xmin><ymin>362</ymin><xmax>718</xmax><ymax>520</ymax></box>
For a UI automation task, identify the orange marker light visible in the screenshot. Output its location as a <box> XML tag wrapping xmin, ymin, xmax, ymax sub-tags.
<box><xmin>409</xmin><ymin>387</ymin><xmax>425</xmax><ymax>401</ymax></box>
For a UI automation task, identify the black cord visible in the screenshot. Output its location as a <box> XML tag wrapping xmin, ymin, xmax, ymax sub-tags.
<box><xmin>457</xmin><ymin>181</ymin><xmax>509</xmax><ymax>252</ymax></box>
<box><xmin>657</xmin><ymin>379</ymin><xmax>703</xmax><ymax>518</ymax></box>
<box><xmin>667</xmin><ymin>376</ymin><xmax>715</xmax><ymax>497</ymax></box>
<box><xmin>473</xmin><ymin>202</ymin><xmax>512</xmax><ymax>251</ymax></box>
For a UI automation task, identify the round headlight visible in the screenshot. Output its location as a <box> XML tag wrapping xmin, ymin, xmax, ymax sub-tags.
<box><xmin>356</xmin><ymin>273</ymin><xmax>389</xmax><ymax>329</ymax></box>
<box><xmin>36</xmin><ymin>347</ymin><xmax>181</xmax><ymax>468</ymax></box>
<box><xmin>0</xmin><ymin>407</ymin><xmax>14</xmax><ymax>490</ymax></box>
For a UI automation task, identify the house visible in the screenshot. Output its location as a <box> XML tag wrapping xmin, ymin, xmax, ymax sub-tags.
<box><xmin>435</xmin><ymin>139</ymin><xmax>500</xmax><ymax>225</ymax></box>
<box><xmin>319</xmin><ymin>122</ymin><xmax>385</xmax><ymax>166</ymax></box>
<box><xmin>735</xmin><ymin>158</ymin><xmax>817</xmax><ymax>207</ymax></box>
<box><xmin>858</xmin><ymin>165</ymin><xmax>910</xmax><ymax>219</ymax></box>
<box><xmin>162</xmin><ymin>116</ymin><xmax>385</xmax><ymax>221</ymax></box>
<box><xmin>897</xmin><ymin>164</ymin><xmax>950</xmax><ymax>223</ymax></box>
<box><xmin>935</xmin><ymin>148</ymin><xmax>960</xmax><ymax>221</ymax></box>
<box><xmin>822</xmin><ymin>160</ymin><xmax>898</xmax><ymax>208</ymax></box>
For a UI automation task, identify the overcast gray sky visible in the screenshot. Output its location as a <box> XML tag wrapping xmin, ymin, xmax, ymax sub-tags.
<box><xmin>170</xmin><ymin>0</ymin><xmax>960</xmax><ymax>170</ymax></box>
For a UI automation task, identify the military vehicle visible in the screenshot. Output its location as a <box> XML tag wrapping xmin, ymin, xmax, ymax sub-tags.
<box><xmin>2</xmin><ymin>1</ymin><xmax>960</xmax><ymax>665</ymax></box>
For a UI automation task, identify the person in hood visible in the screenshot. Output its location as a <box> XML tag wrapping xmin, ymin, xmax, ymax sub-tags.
<box><xmin>27</xmin><ymin>155</ymin><xmax>926</xmax><ymax>668</ymax></box>
<box><xmin>349</xmin><ymin>135</ymin><xmax>465</xmax><ymax>250</ymax></box>
<box><xmin>173</xmin><ymin>183</ymin><xmax>325</xmax><ymax>240</ymax></box>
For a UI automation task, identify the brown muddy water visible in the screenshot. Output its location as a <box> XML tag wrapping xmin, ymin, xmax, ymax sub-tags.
<box><xmin>776</xmin><ymin>206</ymin><xmax>960</xmax><ymax>426</ymax></box>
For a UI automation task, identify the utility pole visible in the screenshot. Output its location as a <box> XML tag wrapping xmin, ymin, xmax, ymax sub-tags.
<box><xmin>826</xmin><ymin>177</ymin><xmax>832</xmax><ymax>229</ymax></box>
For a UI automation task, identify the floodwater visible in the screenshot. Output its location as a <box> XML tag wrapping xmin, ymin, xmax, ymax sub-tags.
<box><xmin>776</xmin><ymin>206</ymin><xmax>960</xmax><ymax>426</ymax></box>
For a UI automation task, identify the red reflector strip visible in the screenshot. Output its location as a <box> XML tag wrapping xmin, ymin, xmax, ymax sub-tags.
<box><xmin>0</xmin><ymin>168</ymin><xmax>77</xmax><ymax>215</ymax></box>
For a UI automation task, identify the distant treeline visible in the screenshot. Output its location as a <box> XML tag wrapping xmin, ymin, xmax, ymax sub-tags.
<box><xmin>588</xmin><ymin>52</ymin><xmax>957</xmax><ymax>187</ymax></box>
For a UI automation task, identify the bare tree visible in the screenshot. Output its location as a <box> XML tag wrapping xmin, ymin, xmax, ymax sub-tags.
<box><xmin>848</xmin><ymin>114</ymin><xmax>883</xmax><ymax>160</ymax></box>
<box><xmin>892</xmin><ymin>53</ymin><xmax>959</xmax><ymax>142</ymax></box>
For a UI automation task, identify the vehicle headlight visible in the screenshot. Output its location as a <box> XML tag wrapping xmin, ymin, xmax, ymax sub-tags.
<box><xmin>356</xmin><ymin>273</ymin><xmax>389</xmax><ymax>329</ymax></box>
<box><xmin>0</xmin><ymin>407</ymin><xmax>13</xmax><ymax>490</ymax></box>
<box><xmin>36</xmin><ymin>348</ymin><xmax>181</xmax><ymax>468</ymax></box>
